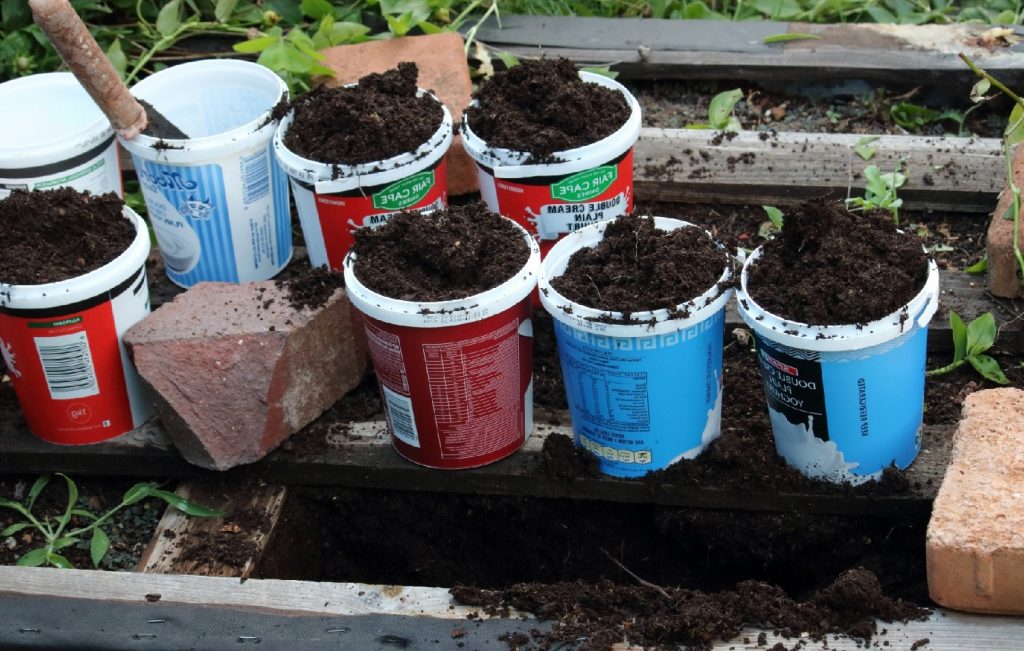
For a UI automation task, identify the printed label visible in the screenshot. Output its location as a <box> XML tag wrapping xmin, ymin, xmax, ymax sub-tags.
<box><xmin>550</xmin><ymin>166</ymin><xmax>617</xmax><ymax>202</ymax></box>
<box><xmin>0</xmin><ymin>140</ymin><xmax>119</xmax><ymax>198</ymax></box>
<box><xmin>381</xmin><ymin>385</ymin><xmax>419</xmax><ymax>448</ymax></box>
<box><xmin>373</xmin><ymin>171</ymin><xmax>435</xmax><ymax>210</ymax></box>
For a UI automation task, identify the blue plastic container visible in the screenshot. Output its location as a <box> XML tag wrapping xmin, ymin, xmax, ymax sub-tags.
<box><xmin>538</xmin><ymin>217</ymin><xmax>733</xmax><ymax>477</ymax></box>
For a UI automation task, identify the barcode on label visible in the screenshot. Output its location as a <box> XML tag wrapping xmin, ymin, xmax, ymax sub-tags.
<box><xmin>240</xmin><ymin>151</ymin><xmax>270</xmax><ymax>205</ymax></box>
<box><xmin>33</xmin><ymin>332</ymin><xmax>99</xmax><ymax>400</ymax></box>
<box><xmin>382</xmin><ymin>385</ymin><xmax>420</xmax><ymax>448</ymax></box>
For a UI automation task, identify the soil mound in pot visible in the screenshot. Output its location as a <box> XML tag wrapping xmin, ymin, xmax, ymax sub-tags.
<box><xmin>281</xmin><ymin>62</ymin><xmax>444</xmax><ymax>165</ymax></box>
<box><xmin>747</xmin><ymin>198</ymin><xmax>930</xmax><ymax>325</ymax></box>
<box><xmin>550</xmin><ymin>213</ymin><xmax>729</xmax><ymax>317</ymax></box>
<box><xmin>465</xmin><ymin>57</ymin><xmax>630</xmax><ymax>160</ymax></box>
<box><xmin>351</xmin><ymin>203</ymin><xmax>529</xmax><ymax>302</ymax></box>
<box><xmin>0</xmin><ymin>188</ymin><xmax>134</xmax><ymax>286</ymax></box>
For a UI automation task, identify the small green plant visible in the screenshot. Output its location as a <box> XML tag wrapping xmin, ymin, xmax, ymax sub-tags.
<box><xmin>889</xmin><ymin>101</ymin><xmax>962</xmax><ymax>131</ymax></box>
<box><xmin>926</xmin><ymin>311</ymin><xmax>1009</xmax><ymax>384</ymax></box>
<box><xmin>0</xmin><ymin>474</ymin><xmax>223</xmax><ymax>569</ymax></box>
<box><xmin>758</xmin><ymin>205</ymin><xmax>784</xmax><ymax>238</ymax></box>
<box><xmin>853</xmin><ymin>136</ymin><xmax>879</xmax><ymax>161</ymax></box>
<box><xmin>846</xmin><ymin>164</ymin><xmax>905</xmax><ymax>225</ymax></box>
<box><xmin>687</xmin><ymin>88</ymin><xmax>743</xmax><ymax>132</ymax></box>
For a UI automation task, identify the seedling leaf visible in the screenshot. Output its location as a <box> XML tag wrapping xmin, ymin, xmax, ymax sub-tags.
<box><xmin>1005</xmin><ymin>103</ymin><xmax>1024</xmax><ymax>146</ymax></box>
<box><xmin>950</xmin><ymin>311</ymin><xmax>967</xmax><ymax>363</ymax></box>
<box><xmin>27</xmin><ymin>475</ymin><xmax>50</xmax><ymax>510</ymax></box>
<box><xmin>580</xmin><ymin>66</ymin><xmax>619</xmax><ymax>80</ymax></box>
<box><xmin>853</xmin><ymin>136</ymin><xmax>879</xmax><ymax>161</ymax></box>
<box><xmin>214</xmin><ymin>0</ymin><xmax>238</xmax><ymax>23</ymax></box>
<box><xmin>965</xmin><ymin>312</ymin><xmax>996</xmax><ymax>357</ymax></box>
<box><xmin>965</xmin><ymin>257</ymin><xmax>988</xmax><ymax>274</ymax></box>
<box><xmin>970</xmin><ymin>79</ymin><xmax>991</xmax><ymax>103</ymax></box>
<box><xmin>709</xmin><ymin>89</ymin><xmax>743</xmax><ymax>131</ymax></box>
<box><xmin>149</xmin><ymin>488</ymin><xmax>225</xmax><ymax>518</ymax></box>
<box><xmin>46</xmin><ymin>553</ymin><xmax>73</xmax><ymax>569</ymax></box>
<box><xmin>50</xmin><ymin>537</ymin><xmax>79</xmax><ymax>551</ymax></box>
<box><xmin>762</xmin><ymin>32</ymin><xmax>821</xmax><ymax>44</ymax></box>
<box><xmin>968</xmin><ymin>354</ymin><xmax>1010</xmax><ymax>385</ymax></box>
<box><xmin>91</xmin><ymin>528</ymin><xmax>110</xmax><ymax>567</ymax></box>
<box><xmin>762</xmin><ymin>205</ymin><xmax>784</xmax><ymax>230</ymax></box>
<box><xmin>495</xmin><ymin>50</ymin><xmax>520</xmax><ymax>69</ymax></box>
<box><xmin>156</xmin><ymin>0</ymin><xmax>182</xmax><ymax>37</ymax></box>
<box><xmin>1</xmin><ymin>522</ymin><xmax>31</xmax><ymax>537</ymax></box>
<box><xmin>123</xmin><ymin>482</ymin><xmax>159</xmax><ymax>506</ymax></box>
<box><xmin>17</xmin><ymin>548</ymin><xmax>47</xmax><ymax>567</ymax></box>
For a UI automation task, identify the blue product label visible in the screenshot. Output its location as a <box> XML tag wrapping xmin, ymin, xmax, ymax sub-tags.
<box><xmin>554</xmin><ymin>310</ymin><xmax>725</xmax><ymax>477</ymax></box>
<box><xmin>269</xmin><ymin>144</ymin><xmax>293</xmax><ymax>268</ymax></box>
<box><xmin>754</xmin><ymin>325</ymin><xmax>927</xmax><ymax>483</ymax></box>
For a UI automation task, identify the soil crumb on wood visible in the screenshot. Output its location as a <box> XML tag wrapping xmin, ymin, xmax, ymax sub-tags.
<box><xmin>352</xmin><ymin>203</ymin><xmax>529</xmax><ymax>302</ymax></box>
<box><xmin>275</xmin><ymin>264</ymin><xmax>344</xmax><ymax>311</ymax></box>
<box><xmin>452</xmin><ymin>567</ymin><xmax>928</xmax><ymax>651</ymax></box>
<box><xmin>281</xmin><ymin>62</ymin><xmax>443</xmax><ymax>165</ymax></box>
<box><xmin>747</xmin><ymin>198</ymin><xmax>930</xmax><ymax>325</ymax></box>
<box><xmin>466</xmin><ymin>57</ymin><xmax>630</xmax><ymax>160</ymax></box>
<box><xmin>0</xmin><ymin>188</ymin><xmax>134</xmax><ymax>285</ymax></box>
<box><xmin>550</xmin><ymin>213</ymin><xmax>728</xmax><ymax>317</ymax></box>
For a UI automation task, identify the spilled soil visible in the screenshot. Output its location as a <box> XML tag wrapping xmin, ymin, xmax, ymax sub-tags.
<box><xmin>274</xmin><ymin>264</ymin><xmax>344</xmax><ymax>311</ymax></box>
<box><xmin>466</xmin><ymin>57</ymin><xmax>630</xmax><ymax>160</ymax></box>
<box><xmin>746</xmin><ymin>198</ymin><xmax>931</xmax><ymax>325</ymax></box>
<box><xmin>0</xmin><ymin>188</ymin><xmax>134</xmax><ymax>285</ymax></box>
<box><xmin>351</xmin><ymin>203</ymin><xmax>529</xmax><ymax>302</ymax></box>
<box><xmin>550</xmin><ymin>212</ymin><xmax>729</xmax><ymax>316</ymax></box>
<box><xmin>281</xmin><ymin>62</ymin><xmax>443</xmax><ymax>165</ymax></box>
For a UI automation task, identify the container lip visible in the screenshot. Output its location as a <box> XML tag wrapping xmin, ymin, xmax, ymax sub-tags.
<box><xmin>0</xmin><ymin>72</ymin><xmax>113</xmax><ymax>167</ymax></box>
<box><xmin>119</xmin><ymin>60</ymin><xmax>288</xmax><ymax>158</ymax></box>
<box><xmin>0</xmin><ymin>206</ymin><xmax>150</xmax><ymax>310</ymax></box>
<box><xmin>736</xmin><ymin>244</ymin><xmax>941</xmax><ymax>352</ymax></box>
<box><xmin>273</xmin><ymin>89</ymin><xmax>453</xmax><ymax>193</ymax></box>
<box><xmin>343</xmin><ymin>218</ymin><xmax>541</xmax><ymax>329</ymax></box>
<box><xmin>537</xmin><ymin>216</ymin><xmax>735</xmax><ymax>337</ymax></box>
<box><xmin>460</xmin><ymin>71</ymin><xmax>642</xmax><ymax>179</ymax></box>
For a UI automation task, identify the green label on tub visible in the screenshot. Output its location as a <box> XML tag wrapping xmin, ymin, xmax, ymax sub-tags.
<box><xmin>550</xmin><ymin>166</ymin><xmax>617</xmax><ymax>202</ymax></box>
<box><xmin>373</xmin><ymin>171</ymin><xmax>435</xmax><ymax>210</ymax></box>
<box><xmin>29</xmin><ymin>316</ymin><xmax>83</xmax><ymax>329</ymax></box>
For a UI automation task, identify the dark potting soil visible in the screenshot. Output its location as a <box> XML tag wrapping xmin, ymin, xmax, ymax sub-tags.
<box><xmin>351</xmin><ymin>203</ymin><xmax>529</xmax><ymax>302</ymax></box>
<box><xmin>0</xmin><ymin>188</ymin><xmax>135</xmax><ymax>286</ymax></box>
<box><xmin>281</xmin><ymin>62</ymin><xmax>443</xmax><ymax>165</ymax></box>
<box><xmin>138</xmin><ymin>99</ymin><xmax>189</xmax><ymax>139</ymax></box>
<box><xmin>465</xmin><ymin>58</ymin><xmax>630</xmax><ymax>160</ymax></box>
<box><xmin>177</xmin><ymin>504</ymin><xmax>264</xmax><ymax>572</ymax></box>
<box><xmin>274</xmin><ymin>264</ymin><xmax>344</xmax><ymax>311</ymax></box>
<box><xmin>549</xmin><ymin>212</ymin><xmax>729</xmax><ymax>317</ymax></box>
<box><xmin>746</xmin><ymin>198</ymin><xmax>931</xmax><ymax>325</ymax></box>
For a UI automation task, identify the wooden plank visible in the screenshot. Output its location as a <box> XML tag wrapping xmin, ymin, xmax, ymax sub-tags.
<box><xmin>137</xmin><ymin>482</ymin><xmax>287</xmax><ymax>579</ymax></box>
<box><xmin>634</xmin><ymin>128</ymin><xmax>1005</xmax><ymax>213</ymax></box>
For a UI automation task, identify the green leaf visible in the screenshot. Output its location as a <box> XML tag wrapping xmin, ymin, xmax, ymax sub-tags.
<box><xmin>417</xmin><ymin>20</ymin><xmax>442</xmax><ymax>34</ymax></box>
<box><xmin>762</xmin><ymin>205</ymin><xmax>784</xmax><ymax>230</ymax></box>
<box><xmin>682</xmin><ymin>1</ymin><xmax>724</xmax><ymax>18</ymax></box>
<box><xmin>16</xmin><ymin>547</ymin><xmax>48</xmax><ymax>567</ymax></box>
<box><xmin>263</xmin><ymin>0</ymin><xmax>303</xmax><ymax>24</ymax></box>
<box><xmin>233</xmin><ymin>33</ymin><xmax>281</xmax><ymax>54</ymax></box>
<box><xmin>762</xmin><ymin>32</ymin><xmax>821</xmax><ymax>44</ymax></box>
<box><xmin>970</xmin><ymin>78</ymin><xmax>991</xmax><ymax>103</ymax></box>
<box><xmin>0</xmin><ymin>498</ymin><xmax>32</xmax><ymax>520</ymax></box>
<box><xmin>853</xmin><ymin>136</ymin><xmax>879</xmax><ymax>161</ymax></box>
<box><xmin>55</xmin><ymin>474</ymin><xmax>78</xmax><ymax>535</ymax></box>
<box><xmin>386</xmin><ymin>12</ymin><xmax>414</xmax><ymax>37</ymax></box>
<box><xmin>580</xmin><ymin>66</ymin><xmax>619</xmax><ymax>80</ymax></box>
<box><xmin>91</xmin><ymin>528</ymin><xmax>110</xmax><ymax>567</ymax></box>
<box><xmin>495</xmin><ymin>50</ymin><xmax>520</xmax><ymax>69</ymax></box>
<box><xmin>969</xmin><ymin>354</ymin><xmax>1010</xmax><ymax>385</ymax></box>
<box><xmin>966</xmin><ymin>312</ymin><xmax>997</xmax><ymax>357</ymax></box>
<box><xmin>150</xmin><ymin>489</ymin><xmax>225</xmax><ymax>518</ymax></box>
<box><xmin>2</xmin><ymin>0</ymin><xmax>31</xmax><ymax>30</ymax></box>
<box><xmin>965</xmin><ymin>257</ymin><xmax>988</xmax><ymax>274</ymax></box>
<box><xmin>301</xmin><ymin>0</ymin><xmax>332</xmax><ymax>20</ymax></box>
<box><xmin>27</xmin><ymin>476</ymin><xmax>51</xmax><ymax>511</ymax></box>
<box><xmin>708</xmin><ymin>89</ymin><xmax>743</xmax><ymax>131</ymax></box>
<box><xmin>318</xmin><ymin>20</ymin><xmax>370</xmax><ymax>47</ymax></box>
<box><xmin>122</xmin><ymin>482</ymin><xmax>160</xmax><ymax>506</ymax></box>
<box><xmin>105</xmin><ymin>39</ymin><xmax>127</xmax><ymax>79</ymax></box>
<box><xmin>156</xmin><ymin>0</ymin><xmax>183</xmax><ymax>37</ymax></box>
<box><xmin>50</xmin><ymin>537</ymin><xmax>79</xmax><ymax>551</ymax></box>
<box><xmin>1</xmin><ymin>522</ymin><xmax>31</xmax><ymax>537</ymax></box>
<box><xmin>1005</xmin><ymin>103</ymin><xmax>1024</xmax><ymax>146</ymax></box>
<box><xmin>950</xmin><ymin>311</ymin><xmax>967</xmax><ymax>364</ymax></box>
<box><xmin>46</xmin><ymin>552</ymin><xmax>73</xmax><ymax>569</ymax></box>
<box><xmin>891</xmin><ymin>102</ymin><xmax>939</xmax><ymax>129</ymax></box>
<box><xmin>214</xmin><ymin>0</ymin><xmax>238</xmax><ymax>22</ymax></box>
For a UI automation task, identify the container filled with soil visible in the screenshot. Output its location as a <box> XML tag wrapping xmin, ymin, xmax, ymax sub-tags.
<box><xmin>274</xmin><ymin>62</ymin><xmax>453</xmax><ymax>272</ymax></box>
<box><xmin>0</xmin><ymin>188</ymin><xmax>153</xmax><ymax>444</ymax></box>
<box><xmin>343</xmin><ymin>203</ymin><xmax>540</xmax><ymax>469</ymax></box>
<box><xmin>736</xmin><ymin>198</ymin><xmax>940</xmax><ymax>484</ymax></box>
<box><xmin>461</xmin><ymin>58</ymin><xmax>642</xmax><ymax>258</ymax></box>
<box><xmin>537</xmin><ymin>213</ymin><xmax>733</xmax><ymax>477</ymax></box>
<box><xmin>119</xmin><ymin>59</ymin><xmax>291</xmax><ymax>288</ymax></box>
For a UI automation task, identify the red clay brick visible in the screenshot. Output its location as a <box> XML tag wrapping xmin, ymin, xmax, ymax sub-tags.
<box><xmin>927</xmin><ymin>387</ymin><xmax>1024</xmax><ymax>614</ymax></box>
<box><xmin>987</xmin><ymin>145</ymin><xmax>1023</xmax><ymax>298</ymax></box>
<box><xmin>320</xmin><ymin>33</ymin><xmax>478</xmax><ymax>196</ymax></box>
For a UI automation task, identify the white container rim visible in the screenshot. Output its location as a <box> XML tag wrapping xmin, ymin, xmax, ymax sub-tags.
<box><xmin>538</xmin><ymin>216</ymin><xmax>735</xmax><ymax>338</ymax></box>
<box><xmin>273</xmin><ymin>89</ymin><xmax>453</xmax><ymax>194</ymax></box>
<box><xmin>0</xmin><ymin>206</ymin><xmax>150</xmax><ymax>311</ymax></box>
<box><xmin>0</xmin><ymin>72</ymin><xmax>113</xmax><ymax>169</ymax></box>
<box><xmin>460</xmin><ymin>71</ymin><xmax>642</xmax><ymax>180</ymax></box>
<box><xmin>344</xmin><ymin>218</ymin><xmax>541</xmax><ymax>329</ymax></box>
<box><xmin>736</xmin><ymin>245</ymin><xmax>940</xmax><ymax>353</ymax></box>
<box><xmin>118</xmin><ymin>60</ymin><xmax>288</xmax><ymax>161</ymax></box>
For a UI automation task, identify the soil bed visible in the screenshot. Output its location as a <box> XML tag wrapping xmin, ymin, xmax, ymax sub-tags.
<box><xmin>466</xmin><ymin>57</ymin><xmax>630</xmax><ymax>160</ymax></box>
<box><xmin>0</xmin><ymin>188</ymin><xmax>134</xmax><ymax>286</ymax></box>
<box><xmin>351</xmin><ymin>203</ymin><xmax>528</xmax><ymax>301</ymax></box>
<box><xmin>274</xmin><ymin>264</ymin><xmax>344</xmax><ymax>311</ymax></box>
<box><xmin>280</xmin><ymin>62</ymin><xmax>442</xmax><ymax>165</ymax></box>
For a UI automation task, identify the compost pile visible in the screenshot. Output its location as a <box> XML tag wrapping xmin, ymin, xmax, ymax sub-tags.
<box><xmin>280</xmin><ymin>62</ymin><xmax>443</xmax><ymax>165</ymax></box>
<box><xmin>550</xmin><ymin>213</ymin><xmax>729</xmax><ymax>317</ymax></box>
<box><xmin>466</xmin><ymin>57</ymin><xmax>630</xmax><ymax>160</ymax></box>
<box><xmin>746</xmin><ymin>198</ymin><xmax>930</xmax><ymax>325</ymax></box>
<box><xmin>351</xmin><ymin>203</ymin><xmax>528</xmax><ymax>302</ymax></box>
<box><xmin>452</xmin><ymin>567</ymin><xmax>929</xmax><ymax>651</ymax></box>
<box><xmin>0</xmin><ymin>188</ymin><xmax>134</xmax><ymax>286</ymax></box>
<box><xmin>275</xmin><ymin>265</ymin><xmax>344</xmax><ymax>311</ymax></box>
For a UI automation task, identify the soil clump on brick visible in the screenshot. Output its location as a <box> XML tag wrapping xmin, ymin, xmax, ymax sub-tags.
<box><xmin>281</xmin><ymin>62</ymin><xmax>443</xmax><ymax>165</ymax></box>
<box><xmin>465</xmin><ymin>57</ymin><xmax>630</xmax><ymax>161</ymax></box>
<box><xmin>274</xmin><ymin>264</ymin><xmax>344</xmax><ymax>311</ymax></box>
<box><xmin>550</xmin><ymin>213</ymin><xmax>728</xmax><ymax>317</ymax></box>
<box><xmin>746</xmin><ymin>198</ymin><xmax>930</xmax><ymax>325</ymax></box>
<box><xmin>0</xmin><ymin>189</ymin><xmax>134</xmax><ymax>285</ymax></box>
<box><xmin>351</xmin><ymin>203</ymin><xmax>528</xmax><ymax>302</ymax></box>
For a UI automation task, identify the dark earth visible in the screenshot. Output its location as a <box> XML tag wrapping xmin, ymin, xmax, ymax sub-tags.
<box><xmin>281</xmin><ymin>62</ymin><xmax>443</xmax><ymax>165</ymax></box>
<box><xmin>138</xmin><ymin>98</ymin><xmax>189</xmax><ymax>139</ymax></box>
<box><xmin>465</xmin><ymin>57</ymin><xmax>630</xmax><ymax>160</ymax></box>
<box><xmin>274</xmin><ymin>263</ymin><xmax>344</xmax><ymax>311</ymax></box>
<box><xmin>351</xmin><ymin>203</ymin><xmax>529</xmax><ymax>302</ymax></box>
<box><xmin>550</xmin><ymin>212</ymin><xmax>729</xmax><ymax>316</ymax></box>
<box><xmin>746</xmin><ymin>197</ymin><xmax>931</xmax><ymax>325</ymax></box>
<box><xmin>0</xmin><ymin>188</ymin><xmax>135</xmax><ymax>286</ymax></box>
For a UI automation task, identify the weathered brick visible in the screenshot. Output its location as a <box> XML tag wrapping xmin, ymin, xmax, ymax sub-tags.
<box><xmin>124</xmin><ymin>282</ymin><xmax>367</xmax><ymax>470</ymax></box>
<box><xmin>987</xmin><ymin>145</ymin><xmax>1023</xmax><ymax>298</ymax></box>
<box><xmin>927</xmin><ymin>387</ymin><xmax>1024</xmax><ymax>613</ymax></box>
<box><xmin>320</xmin><ymin>33</ymin><xmax>478</xmax><ymax>196</ymax></box>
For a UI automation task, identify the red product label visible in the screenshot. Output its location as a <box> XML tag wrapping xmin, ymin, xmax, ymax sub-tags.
<box><xmin>313</xmin><ymin>159</ymin><xmax>449</xmax><ymax>270</ymax></box>
<box><xmin>362</xmin><ymin>300</ymin><xmax>533</xmax><ymax>469</ymax></box>
<box><xmin>0</xmin><ymin>302</ymin><xmax>131</xmax><ymax>444</ymax></box>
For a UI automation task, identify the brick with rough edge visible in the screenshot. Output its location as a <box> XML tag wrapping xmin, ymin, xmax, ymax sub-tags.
<box><xmin>124</xmin><ymin>282</ymin><xmax>367</xmax><ymax>470</ymax></box>
<box><xmin>319</xmin><ymin>33</ymin><xmax>478</xmax><ymax>196</ymax></box>
<box><xmin>987</xmin><ymin>144</ymin><xmax>1023</xmax><ymax>298</ymax></box>
<box><xmin>927</xmin><ymin>387</ymin><xmax>1024</xmax><ymax>614</ymax></box>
